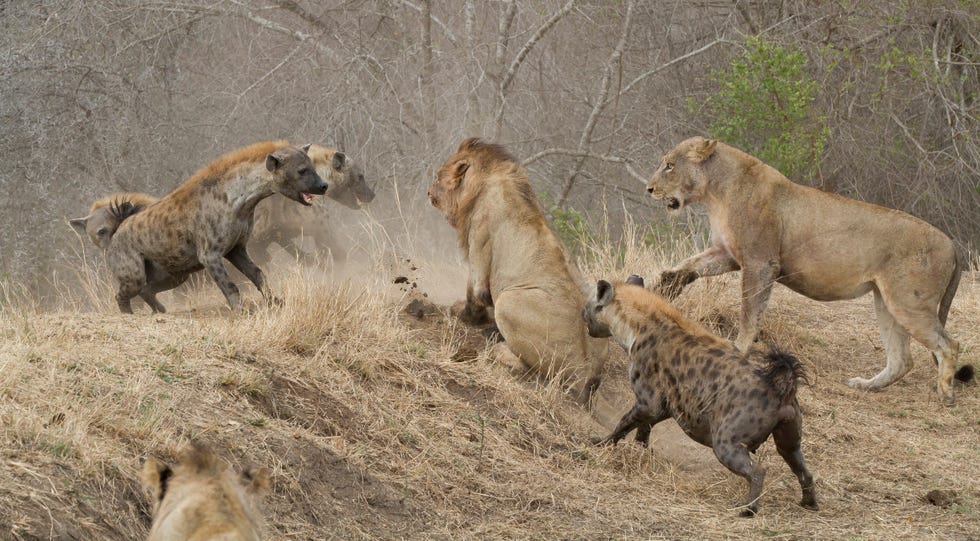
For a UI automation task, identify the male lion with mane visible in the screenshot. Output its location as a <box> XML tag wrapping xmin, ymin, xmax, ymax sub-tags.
<box><xmin>646</xmin><ymin>136</ymin><xmax>972</xmax><ymax>404</ymax></box>
<box><xmin>429</xmin><ymin>138</ymin><xmax>608</xmax><ymax>403</ymax></box>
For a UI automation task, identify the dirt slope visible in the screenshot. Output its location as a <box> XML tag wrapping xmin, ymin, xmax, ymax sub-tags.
<box><xmin>0</xmin><ymin>259</ymin><xmax>977</xmax><ymax>540</ymax></box>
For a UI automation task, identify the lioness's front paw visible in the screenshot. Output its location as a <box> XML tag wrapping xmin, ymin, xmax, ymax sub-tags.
<box><xmin>657</xmin><ymin>270</ymin><xmax>693</xmax><ymax>300</ymax></box>
<box><xmin>847</xmin><ymin>377</ymin><xmax>875</xmax><ymax>390</ymax></box>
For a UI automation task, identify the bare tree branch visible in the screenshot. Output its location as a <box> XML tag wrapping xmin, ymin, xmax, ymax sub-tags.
<box><xmin>398</xmin><ymin>0</ymin><xmax>458</xmax><ymax>44</ymax></box>
<box><xmin>617</xmin><ymin>37</ymin><xmax>726</xmax><ymax>98</ymax></box>
<box><xmin>523</xmin><ymin>147</ymin><xmax>647</xmax><ymax>183</ymax></box>
<box><xmin>501</xmin><ymin>0</ymin><xmax>577</xmax><ymax>92</ymax></box>
<box><xmin>558</xmin><ymin>0</ymin><xmax>635</xmax><ymax>206</ymax></box>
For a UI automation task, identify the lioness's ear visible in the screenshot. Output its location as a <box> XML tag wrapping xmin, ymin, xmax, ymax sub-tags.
<box><xmin>596</xmin><ymin>280</ymin><xmax>614</xmax><ymax>307</ymax></box>
<box><xmin>69</xmin><ymin>216</ymin><xmax>89</xmax><ymax>234</ymax></box>
<box><xmin>141</xmin><ymin>457</ymin><xmax>172</xmax><ymax>503</ymax></box>
<box><xmin>242</xmin><ymin>467</ymin><xmax>271</xmax><ymax>497</ymax></box>
<box><xmin>625</xmin><ymin>274</ymin><xmax>645</xmax><ymax>287</ymax></box>
<box><xmin>332</xmin><ymin>151</ymin><xmax>346</xmax><ymax>171</ymax></box>
<box><xmin>686</xmin><ymin>137</ymin><xmax>717</xmax><ymax>163</ymax></box>
<box><xmin>300</xmin><ymin>143</ymin><xmax>312</xmax><ymax>154</ymax></box>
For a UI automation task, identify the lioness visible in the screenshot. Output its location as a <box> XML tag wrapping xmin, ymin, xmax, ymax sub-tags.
<box><xmin>646</xmin><ymin>136</ymin><xmax>972</xmax><ymax>404</ymax></box>
<box><xmin>428</xmin><ymin>138</ymin><xmax>608</xmax><ymax>403</ymax></box>
<box><xmin>142</xmin><ymin>443</ymin><xmax>269</xmax><ymax>541</ymax></box>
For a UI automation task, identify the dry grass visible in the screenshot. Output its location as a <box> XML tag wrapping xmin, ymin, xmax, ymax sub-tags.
<box><xmin>1</xmin><ymin>221</ymin><xmax>978</xmax><ymax>540</ymax></box>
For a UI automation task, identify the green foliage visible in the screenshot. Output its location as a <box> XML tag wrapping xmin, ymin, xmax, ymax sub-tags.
<box><xmin>700</xmin><ymin>36</ymin><xmax>828</xmax><ymax>182</ymax></box>
<box><xmin>549</xmin><ymin>204</ymin><xmax>593</xmax><ymax>250</ymax></box>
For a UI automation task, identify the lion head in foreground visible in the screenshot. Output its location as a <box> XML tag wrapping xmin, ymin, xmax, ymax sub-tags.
<box><xmin>142</xmin><ymin>442</ymin><xmax>270</xmax><ymax>540</ymax></box>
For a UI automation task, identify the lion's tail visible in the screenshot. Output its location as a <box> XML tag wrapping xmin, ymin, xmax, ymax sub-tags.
<box><xmin>757</xmin><ymin>349</ymin><xmax>808</xmax><ymax>399</ymax></box>
<box><xmin>934</xmin><ymin>247</ymin><xmax>974</xmax><ymax>383</ymax></box>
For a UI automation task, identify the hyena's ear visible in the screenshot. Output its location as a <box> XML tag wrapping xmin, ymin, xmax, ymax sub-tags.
<box><xmin>69</xmin><ymin>216</ymin><xmax>89</xmax><ymax>234</ymax></box>
<box><xmin>625</xmin><ymin>274</ymin><xmax>645</xmax><ymax>287</ymax></box>
<box><xmin>141</xmin><ymin>457</ymin><xmax>173</xmax><ymax>503</ymax></box>
<box><xmin>332</xmin><ymin>151</ymin><xmax>346</xmax><ymax>171</ymax></box>
<box><xmin>242</xmin><ymin>467</ymin><xmax>271</xmax><ymax>497</ymax></box>
<box><xmin>265</xmin><ymin>149</ymin><xmax>291</xmax><ymax>172</ymax></box>
<box><xmin>596</xmin><ymin>280</ymin><xmax>614</xmax><ymax>307</ymax></box>
<box><xmin>686</xmin><ymin>137</ymin><xmax>717</xmax><ymax>163</ymax></box>
<box><xmin>300</xmin><ymin>143</ymin><xmax>312</xmax><ymax>154</ymax></box>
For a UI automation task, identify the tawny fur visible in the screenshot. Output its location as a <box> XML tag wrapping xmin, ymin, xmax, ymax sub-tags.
<box><xmin>428</xmin><ymin>138</ymin><xmax>608</xmax><ymax>403</ymax></box>
<box><xmin>142</xmin><ymin>443</ymin><xmax>269</xmax><ymax>541</ymax></box>
<box><xmin>584</xmin><ymin>277</ymin><xmax>817</xmax><ymax>516</ymax></box>
<box><xmin>106</xmin><ymin>141</ymin><xmax>326</xmax><ymax>313</ymax></box>
<box><xmin>646</xmin><ymin>136</ymin><xmax>971</xmax><ymax>404</ymax></box>
<box><xmin>250</xmin><ymin>145</ymin><xmax>375</xmax><ymax>265</ymax></box>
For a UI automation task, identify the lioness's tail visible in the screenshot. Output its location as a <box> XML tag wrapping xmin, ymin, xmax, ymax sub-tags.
<box><xmin>757</xmin><ymin>349</ymin><xmax>809</xmax><ymax>399</ymax></box>
<box><xmin>935</xmin><ymin>248</ymin><xmax>974</xmax><ymax>383</ymax></box>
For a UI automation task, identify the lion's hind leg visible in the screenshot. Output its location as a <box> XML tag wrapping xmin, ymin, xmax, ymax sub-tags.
<box><xmin>848</xmin><ymin>288</ymin><xmax>913</xmax><ymax>392</ymax></box>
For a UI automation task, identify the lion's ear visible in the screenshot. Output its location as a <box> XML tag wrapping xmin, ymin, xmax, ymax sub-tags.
<box><xmin>448</xmin><ymin>161</ymin><xmax>469</xmax><ymax>188</ymax></box>
<box><xmin>686</xmin><ymin>138</ymin><xmax>718</xmax><ymax>163</ymax></box>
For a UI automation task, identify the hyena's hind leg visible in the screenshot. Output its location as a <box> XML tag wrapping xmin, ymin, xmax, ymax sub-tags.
<box><xmin>713</xmin><ymin>442</ymin><xmax>766</xmax><ymax>517</ymax></box>
<box><xmin>111</xmin><ymin>252</ymin><xmax>147</xmax><ymax>314</ymax></box>
<box><xmin>139</xmin><ymin>271</ymin><xmax>190</xmax><ymax>314</ymax></box>
<box><xmin>771</xmin><ymin>409</ymin><xmax>818</xmax><ymax>510</ymax></box>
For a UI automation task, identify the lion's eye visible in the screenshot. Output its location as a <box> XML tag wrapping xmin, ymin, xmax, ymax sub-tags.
<box><xmin>664</xmin><ymin>162</ymin><xmax>674</xmax><ymax>172</ymax></box>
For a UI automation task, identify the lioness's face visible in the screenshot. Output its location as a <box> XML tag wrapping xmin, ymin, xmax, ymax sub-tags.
<box><xmin>267</xmin><ymin>145</ymin><xmax>328</xmax><ymax>206</ymax></box>
<box><xmin>645</xmin><ymin>137</ymin><xmax>717</xmax><ymax>211</ymax></box>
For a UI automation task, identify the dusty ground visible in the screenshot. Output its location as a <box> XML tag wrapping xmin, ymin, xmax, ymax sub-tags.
<box><xmin>0</xmin><ymin>250</ymin><xmax>978</xmax><ymax>540</ymax></box>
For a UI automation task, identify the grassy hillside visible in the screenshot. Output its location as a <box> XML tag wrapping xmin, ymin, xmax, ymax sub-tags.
<box><xmin>0</xmin><ymin>233</ymin><xmax>978</xmax><ymax>540</ymax></box>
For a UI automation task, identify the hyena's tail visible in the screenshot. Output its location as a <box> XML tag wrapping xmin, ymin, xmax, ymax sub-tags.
<box><xmin>934</xmin><ymin>248</ymin><xmax>974</xmax><ymax>383</ymax></box>
<box><xmin>757</xmin><ymin>349</ymin><xmax>809</xmax><ymax>399</ymax></box>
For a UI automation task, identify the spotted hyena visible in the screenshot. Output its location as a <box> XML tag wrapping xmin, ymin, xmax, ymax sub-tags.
<box><xmin>583</xmin><ymin>275</ymin><xmax>818</xmax><ymax>516</ymax></box>
<box><xmin>250</xmin><ymin>145</ymin><xmax>375</xmax><ymax>265</ymax></box>
<box><xmin>106</xmin><ymin>141</ymin><xmax>326</xmax><ymax>313</ymax></box>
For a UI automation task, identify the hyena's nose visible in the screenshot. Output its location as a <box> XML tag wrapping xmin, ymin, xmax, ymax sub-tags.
<box><xmin>312</xmin><ymin>174</ymin><xmax>328</xmax><ymax>195</ymax></box>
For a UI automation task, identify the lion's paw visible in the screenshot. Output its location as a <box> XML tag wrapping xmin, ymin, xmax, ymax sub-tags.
<box><xmin>846</xmin><ymin>377</ymin><xmax>874</xmax><ymax>390</ymax></box>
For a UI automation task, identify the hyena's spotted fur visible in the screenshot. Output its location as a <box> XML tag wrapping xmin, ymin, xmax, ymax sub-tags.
<box><xmin>583</xmin><ymin>276</ymin><xmax>817</xmax><ymax>517</ymax></box>
<box><xmin>106</xmin><ymin>141</ymin><xmax>326</xmax><ymax>313</ymax></box>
